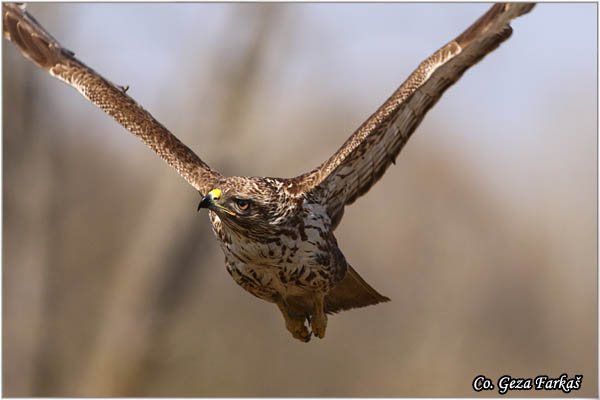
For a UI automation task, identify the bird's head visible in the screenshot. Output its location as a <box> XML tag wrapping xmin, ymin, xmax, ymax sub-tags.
<box><xmin>197</xmin><ymin>176</ymin><xmax>297</xmax><ymax>234</ymax></box>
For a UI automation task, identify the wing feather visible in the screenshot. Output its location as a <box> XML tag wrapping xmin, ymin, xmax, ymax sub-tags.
<box><xmin>294</xmin><ymin>3</ymin><xmax>534</xmax><ymax>228</ymax></box>
<box><xmin>3</xmin><ymin>3</ymin><xmax>221</xmax><ymax>194</ymax></box>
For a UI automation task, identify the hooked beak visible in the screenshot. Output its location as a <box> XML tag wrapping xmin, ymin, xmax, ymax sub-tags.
<box><xmin>197</xmin><ymin>192</ymin><xmax>214</xmax><ymax>211</ymax></box>
<box><xmin>197</xmin><ymin>189</ymin><xmax>236</xmax><ymax>216</ymax></box>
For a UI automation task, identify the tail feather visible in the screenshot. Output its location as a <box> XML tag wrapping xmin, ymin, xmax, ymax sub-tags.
<box><xmin>324</xmin><ymin>266</ymin><xmax>390</xmax><ymax>314</ymax></box>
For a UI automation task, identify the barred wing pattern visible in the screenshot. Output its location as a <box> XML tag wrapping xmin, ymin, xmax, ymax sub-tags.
<box><xmin>297</xmin><ymin>3</ymin><xmax>534</xmax><ymax>228</ymax></box>
<box><xmin>3</xmin><ymin>3</ymin><xmax>221</xmax><ymax>195</ymax></box>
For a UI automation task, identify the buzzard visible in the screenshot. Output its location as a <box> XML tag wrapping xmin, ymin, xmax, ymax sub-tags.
<box><xmin>3</xmin><ymin>3</ymin><xmax>534</xmax><ymax>342</ymax></box>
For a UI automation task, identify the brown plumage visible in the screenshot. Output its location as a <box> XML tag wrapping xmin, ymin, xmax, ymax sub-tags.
<box><xmin>2</xmin><ymin>3</ymin><xmax>221</xmax><ymax>194</ymax></box>
<box><xmin>3</xmin><ymin>3</ymin><xmax>534</xmax><ymax>342</ymax></box>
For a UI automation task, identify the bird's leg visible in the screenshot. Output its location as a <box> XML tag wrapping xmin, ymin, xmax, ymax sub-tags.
<box><xmin>311</xmin><ymin>292</ymin><xmax>328</xmax><ymax>339</ymax></box>
<box><xmin>276</xmin><ymin>302</ymin><xmax>311</xmax><ymax>343</ymax></box>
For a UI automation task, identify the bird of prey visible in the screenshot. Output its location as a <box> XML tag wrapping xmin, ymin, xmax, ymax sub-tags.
<box><xmin>4</xmin><ymin>3</ymin><xmax>534</xmax><ymax>342</ymax></box>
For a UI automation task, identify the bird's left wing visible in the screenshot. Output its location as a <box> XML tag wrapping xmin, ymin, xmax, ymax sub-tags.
<box><xmin>293</xmin><ymin>3</ymin><xmax>534</xmax><ymax>229</ymax></box>
<box><xmin>3</xmin><ymin>3</ymin><xmax>222</xmax><ymax>195</ymax></box>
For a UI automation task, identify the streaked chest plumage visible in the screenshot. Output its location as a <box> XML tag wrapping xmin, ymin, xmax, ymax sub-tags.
<box><xmin>208</xmin><ymin>199</ymin><xmax>346</xmax><ymax>303</ymax></box>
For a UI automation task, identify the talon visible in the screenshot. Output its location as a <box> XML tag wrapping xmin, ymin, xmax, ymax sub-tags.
<box><xmin>311</xmin><ymin>293</ymin><xmax>327</xmax><ymax>339</ymax></box>
<box><xmin>312</xmin><ymin>327</ymin><xmax>326</xmax><ymax>339</ymax></box>
<box><xmin>291</xmin><ymin>326</ymin><xmax>311</xmax><ymax>343</ymax></box>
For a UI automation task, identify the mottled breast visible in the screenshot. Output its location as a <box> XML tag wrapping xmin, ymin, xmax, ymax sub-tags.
<box><xmin>207</xmin><ymin>198</ymin><xmax>347</xmax><ymax>303</ymax></box>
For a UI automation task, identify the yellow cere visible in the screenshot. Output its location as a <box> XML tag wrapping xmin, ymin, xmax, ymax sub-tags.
<box><xmin>209</xmin><ymin>188</ymin><xmax>222</xmax><ymax>199</ymax></box>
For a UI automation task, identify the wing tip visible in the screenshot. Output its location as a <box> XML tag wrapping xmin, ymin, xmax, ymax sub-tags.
<box><xmin>3</xmin><ymin>2</ymin><xmax>62</xmax><ymax>69</ymax></box>
<box><xmin>456</xmin><ymin>3</ymin><xmax>535</xmax><ymax>49</ymax></box>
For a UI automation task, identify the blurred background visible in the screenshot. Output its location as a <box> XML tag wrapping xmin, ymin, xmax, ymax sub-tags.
<box><xmin>2</xmin><ymin>3</ymin><xmax>597</xmax><ymax>397</ymax></box>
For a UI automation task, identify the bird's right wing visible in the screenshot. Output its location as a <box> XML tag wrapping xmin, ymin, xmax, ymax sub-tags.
<box><xmin>3</xmin><ymin>3</ymin><xmax>222</xmax><ymax>195</ymax></box>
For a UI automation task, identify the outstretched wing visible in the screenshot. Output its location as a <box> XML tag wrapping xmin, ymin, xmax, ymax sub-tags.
<box><xmin>294</xmin><ymin>3</ymin><xmax>534</xmax><ymax>229</ymax></box>
<box><xmin>3</xmin><ymin>3</ymin><xmax>222</xmax><ymax>195</ymax></box>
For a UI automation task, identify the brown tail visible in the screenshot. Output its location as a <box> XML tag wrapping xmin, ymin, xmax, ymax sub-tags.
<box><xmin>324</xmin><ymin>266</ymin><xmax>390</xmax><ymax>314</ymax></box>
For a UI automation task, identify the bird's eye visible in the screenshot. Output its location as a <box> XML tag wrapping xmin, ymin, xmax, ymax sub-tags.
<box><xmin>235</xmin><ymin>198</ymin><xmax>251</xmax><ymax>211</ymax></box>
